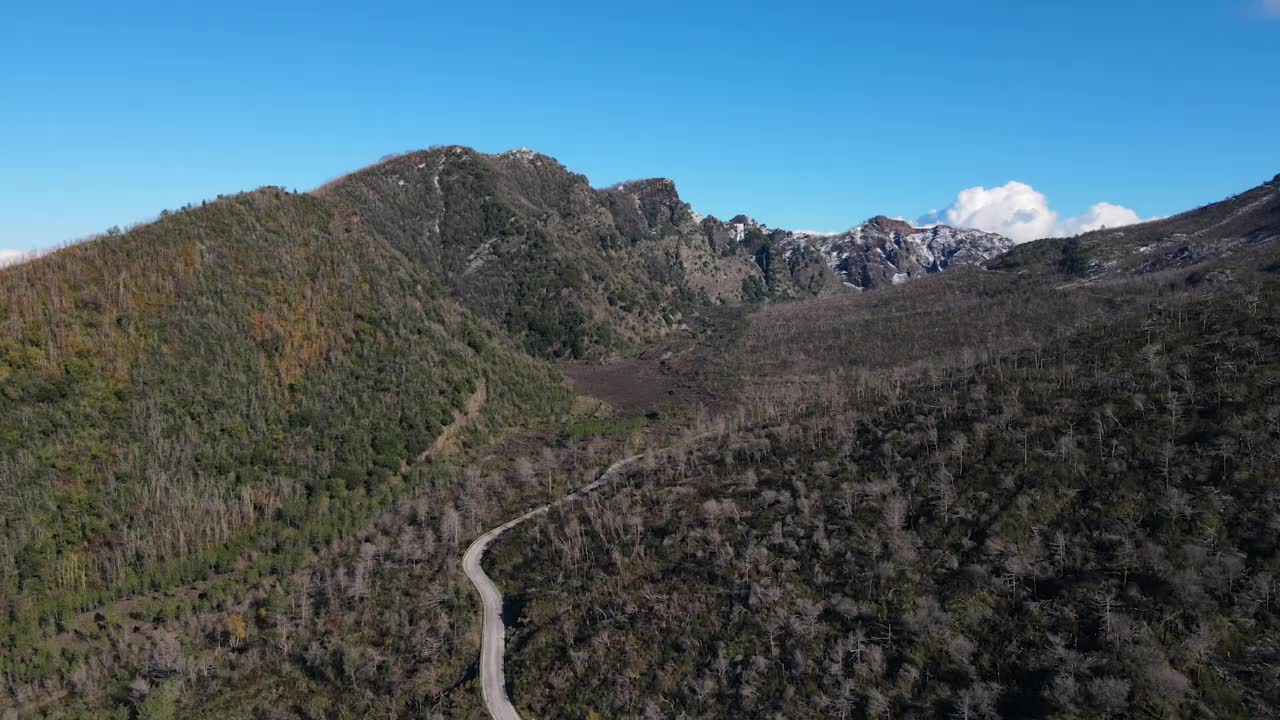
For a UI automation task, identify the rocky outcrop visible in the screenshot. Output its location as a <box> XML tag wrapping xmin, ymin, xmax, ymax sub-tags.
<box><xmin>599</xmin><ymin>181</ymin><xmax>761</xmax><ymax>304</ymax></box>
<box><xmin>698</xmin><ymin>213</ymin><xmax>1014</xmax><ymax>296</ymax></box>
<box><xmin>328</xmin><ymin>145</ymin><xmax>1018</xmax><ymax>352</ymax></box>
<box><xmin>600</xmin><ymin>179</ymin><xmax>692</xmax><ymax>244</ymax></box>
<box><xmin>784</xmin><ymin>218</ymin><xmax>1014</xmax><ymax>290</ymax></box>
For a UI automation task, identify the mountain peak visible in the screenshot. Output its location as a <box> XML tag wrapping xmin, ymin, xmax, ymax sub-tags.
<box><xmin>500</xmin><ymin>146</ymin><xmax>541</xmax><ymax>161</ymax></box>
<box><xmin>863</xmin><ymin>215</ymin><xmax>918</xmax><ymax>236</ymax></box>
<box><xmin>611</xmin><ymin>178</ymin><xmax>680</xmax><ymax>202</ymax></box>
<box><xmin>605</xmin><ymin>179</ymin><xmax>690</xmax><ymax>233</ymax></box>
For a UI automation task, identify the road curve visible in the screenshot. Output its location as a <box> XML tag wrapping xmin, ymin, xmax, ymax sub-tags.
<box><xmin>462</xmin><ymin>452</ymin><xmax>645</xmax><ymax>720</ymax></box>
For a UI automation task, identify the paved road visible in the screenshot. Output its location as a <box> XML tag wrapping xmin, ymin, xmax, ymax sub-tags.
<box><xmin>462</xmin><ymin>452</ymin><xmax>645</xmax><ymax>720</ymax></box>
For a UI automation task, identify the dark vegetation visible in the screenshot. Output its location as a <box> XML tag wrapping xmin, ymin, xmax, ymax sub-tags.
<box><xmin>739</xmin><ymin>226</ymin><xmax>793</xmax><ymax>296</ymax></box>
<box><xmin>493</xmin><ymin>254</ymin><xmax>1280</xmax><ymax>719</ymax></box>
<box><xmin>1059</xmin><ymin>238</ymin><xmax>1091</xmax><ymax>277</ymax></box>
<box><xmin>176</xmin><ymin>438</ymin><xmax>632</xmax><ymax>720</ymax></box>
<box><xmin>0</xmin><ymin>186</ymin><xmax>567</xmax><ymax>717</ymax></box>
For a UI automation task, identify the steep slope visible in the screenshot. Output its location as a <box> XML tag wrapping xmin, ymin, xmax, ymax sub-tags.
<box><xmin>322</xmin><ymin>145</ymin><xmax>1012</xmax><ymax>349</ymax></box>
<box><xmin>321</xmin><ymin>147</ymin><xmax>759</xmax><ymax>358</ymax></box>
<box><xmin>991</xmin><ymin>173</ymin><xmax>1280</xmax><ymax>278</ymax></box>
<box><xmin>701</xmin><ymin>214</ymin><xmax>1014</xmax><ymax>297</ymax></box>
<box><xmin>601</xmin><ymin>179</ymin><xmax>762</xmax><ymax>306</ymax></box>
<box><xmin>0</xmin><ymin>187</ymin><xmax>568</xmax><ymax>699</ymax></box>
<box><xmin>784</xmin><ymin>216</ymin><xmax>1014</xmax><ymax>290</ymax></box>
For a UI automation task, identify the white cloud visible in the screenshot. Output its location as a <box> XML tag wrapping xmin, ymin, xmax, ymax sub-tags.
<box><xmin>919</xmin><ymin>181</ymin><xmax>1150</xmax><ymax>243</ymax></box>
<box><xmin>1255</xmin><ymin>0</ymin><xmax>1280</xmax><ymax>17</ymax></box>
<box><xmin>891</xmin><ymin>215</ymin><xmax>937</xmax><ymax>228</ymax></box>
<box><xmin>1057</xmin><ymin>202</ymin><xmax>1143</xmax><ymax>236</ymax></box>
<box><xmin>0</xmin><ymin>250</ymin><xmax>31</xmax><ymax>268</ymax></box>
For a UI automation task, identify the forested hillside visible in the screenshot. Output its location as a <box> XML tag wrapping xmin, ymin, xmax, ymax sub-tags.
<box><xmin>3</xmin><ymin>152</ymin><xmax>1277</xmax><ymax>720</ymax></box>
<box><xmin>490</xmin><ymin>245</ymin><xmax>1280</xmax><ymax>718</ymax></box>
<box><xmin>0</xmin><ymin>187</ymin><xmax>568</xmax><ymax>714</ymax></box>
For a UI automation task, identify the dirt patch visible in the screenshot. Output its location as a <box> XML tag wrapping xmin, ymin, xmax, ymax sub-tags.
<box><xmin>562</xmin><ymin>359</ymin><xmax>673</xmax><ymax>414</ymax></box>
<box><xmin>562</xmin><ymin>305</ymin><xmax>749</xmax><ymax>416</ymax></box>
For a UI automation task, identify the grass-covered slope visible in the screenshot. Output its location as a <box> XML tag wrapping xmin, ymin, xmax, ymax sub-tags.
<box><xmin>0</xmin><ymin>187</ymin><xmax>568</xmax><ymax>695</ymax></box>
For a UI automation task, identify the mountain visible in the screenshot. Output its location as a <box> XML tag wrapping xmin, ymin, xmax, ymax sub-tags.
<box><xmin>320</xmin><ymin>146</ymin><xmax>760</xmax><ymax>359</ymax></box>
<box><xmin>0</xmin><ymin>185</ymin><xmax>569</xmax><ymax>713</ymax></box>
<box><xmin>484</xmin><ymin>178</ymin><xmax>1280</xmax><ymax>720</ymax></box>
<box><xmin>783</xmin><ymin>216</ymin><xmax>1014</xmax><ymax>290</ymax></box>
<box><xmin>990</xmin><ymin>173</ymin><xmax>1280</xmax><ymax>278</ymax></box>
<box><xmin>495</xmin><ymin>270</ymin><xmax>1280</xmax><ymax>719</ymax></box>
<box><xmin>321</xmin><ymin>147</ymin><xmax>1016</xmax><ymax>358</ymax></box>
<box><xmin>700</xmin><ymin>213</ymin><xmax>1014</xmax><ymax>297</ymax></box>
<box><xmin>322</xmin><ymin>144</ymin><xmax>1015</xmax><ymax>351</ymax></box>
<box><xmin>5</xmin><ymin>147</ymin><xmax>1276</xmax><ymax>720</ymax></box>
<box><xmin>2</xmin><ymin>145</ymin><xmax>1012</xmax><ymax>639</ymax></box>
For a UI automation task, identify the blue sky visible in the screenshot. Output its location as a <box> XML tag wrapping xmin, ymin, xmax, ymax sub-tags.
<box><xmin>2</xmin><ymin>1</ymin><xmax>1278</xmax><ymax>252</ymax></box>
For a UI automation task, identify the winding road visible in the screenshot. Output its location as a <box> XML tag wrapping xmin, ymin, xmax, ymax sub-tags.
<box><xmin>462</xmin><ymin>451</ymin><xmax>646</xmax><ymax>720</ymax></box>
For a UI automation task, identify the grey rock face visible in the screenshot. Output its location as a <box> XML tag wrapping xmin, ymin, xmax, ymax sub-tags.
<box><xmin>784</xmin><ymin>216</ymin><xmax>1014</xmax><ymax>290</ymax></box>
<box><xmin>699</xmin><ymin>213</ymin><xmax>1014</xmax><ymax>295</ymax></box>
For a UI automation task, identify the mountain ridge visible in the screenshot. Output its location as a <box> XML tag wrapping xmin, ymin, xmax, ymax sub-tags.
<box><xmin>310</xmin><ymin>145</ymin><xmax>1026</xmax><ymax>356</ymax></box>
<box><xmin>989</xmin><ymin>170</ymin><xmax>1280</xmax><ymax>277</ymax></box>
<box><xmin>3</xmin><ymin>146</ymin><xmax>1280</xmax><ymax>719</ymax></box>
<box><xmin>697</xmin><ymin>210</ymin><xmax>1014</xmax><ymax>296</ymax></box>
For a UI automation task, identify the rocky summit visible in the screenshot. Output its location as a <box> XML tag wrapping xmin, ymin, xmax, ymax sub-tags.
<box><xmin>698</xmin><ymin>211</ymin><xmax>1014</xmax><ymax>298</ymax></box>
<box><xmin>781</xmin><ymin>217</ymin><xmax>1014</xmax><ymax>290</ymax></box>
<box><xmin>324</xmin><ymin>146</ymin><xmax>1019</xmax><ymax>356</ymax></box>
